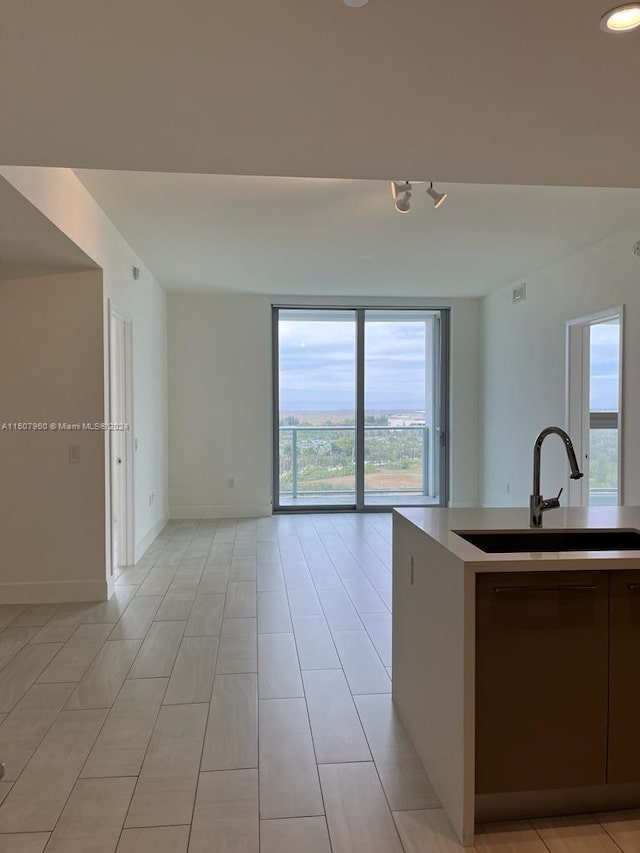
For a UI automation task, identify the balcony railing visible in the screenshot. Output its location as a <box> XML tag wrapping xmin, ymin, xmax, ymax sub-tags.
<box><xmin>278</xmin><ymin>424</ymin><xmax>431</xmax><ymax>500</ymax></box>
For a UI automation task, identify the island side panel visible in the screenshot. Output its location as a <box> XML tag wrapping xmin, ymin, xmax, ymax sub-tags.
<box><xmin>392</xmin><ymin>511</ymin><xmax>475</xmax><ymax>845</ymax></box>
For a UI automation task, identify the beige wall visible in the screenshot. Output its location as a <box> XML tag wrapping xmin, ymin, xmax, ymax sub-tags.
<box><xmin>168</xmin><ymin>293</ymin><xmax>481</xmax><ymax>517</ymax></box>
<box><xmin>0</xmin><ymin>271</ymin><xmax>106</xmax><ymax>602</ymax></box>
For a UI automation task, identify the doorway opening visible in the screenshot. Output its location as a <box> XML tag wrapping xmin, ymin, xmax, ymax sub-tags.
<box><xmin>567</xmin><ymin>308</ymin><xmax>623</xmax><ymax>507</ymax></box>
<box><xmin>272</xmin><ymin>307</ymin><xmax>449</xmax><ymax>511</ymax></box>
<box><xmin>109</xmin><ymin>304</ymin><xmax>134</xmax><ymax>572</ymax></box>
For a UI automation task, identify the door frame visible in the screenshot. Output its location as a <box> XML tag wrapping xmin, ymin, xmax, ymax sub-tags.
<box><xmin>108</xmin><ymin>301</ymin><xmax>135</xmax><ymax>569</ymax></box>
<box><xmin>271</xmin><ymin>305</ymin><xmax>450</xmax><ymax>512</ymax></box>
<box><xmin>566</xmin><ymin>306</ymin><xmax>624</xmax><ymax>507</ymax></box>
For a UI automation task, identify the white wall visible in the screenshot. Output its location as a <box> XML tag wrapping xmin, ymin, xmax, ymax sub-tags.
<box><xmin>481</xmin><ymin>220</ymin><xmax>640</xmax><ymax>508</ymax></box>
<box><xmin>0</xmin><ymin>166</ymin><xmax>169</xmax><ymax>569</ymax></box>
<box><xmin>449</xmin><ymin>298</ymin><xmax>481</xmax><ymax>508</ymax></box>
<box><xmin>0</xmin><ymin>271</ymin><xmax>106</xmax><ymax>602</ymax></box>
<box><xmin>168</xmin><ymin>294</ymin><xmax>272</xmax><ymax>517</ymax></box>
<box><xmin>168</xmin><ymin>294</ymin><xmax>481</xmax><ymax>516</ymax></box>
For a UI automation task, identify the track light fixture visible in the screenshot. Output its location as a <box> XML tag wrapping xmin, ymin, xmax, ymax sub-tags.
<box><xmin>391</xmin><ymin>181</ymin><xmax>412</xmax><ymax>214</ymax></box>
<box><xmin>426</xmin><ymin>182</ymin><xmax>447</xmax><ymax>209</ymax></box>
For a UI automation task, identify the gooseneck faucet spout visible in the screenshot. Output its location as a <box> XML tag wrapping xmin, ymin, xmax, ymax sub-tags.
<box><xmin>530</xmin><ymin>427</ymin><xmax>583</xmax><ymax>528</ymax></box>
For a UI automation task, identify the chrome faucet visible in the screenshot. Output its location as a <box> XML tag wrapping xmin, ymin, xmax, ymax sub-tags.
<box><xmin>530</xmin><ymin>427</ymin><xmax>583</xmax><ymax>528</ymax></box>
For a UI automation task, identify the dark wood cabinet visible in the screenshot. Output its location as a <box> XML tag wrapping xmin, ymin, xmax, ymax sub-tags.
<box><xmin>475</xmin><ymin>571</ymin><xmax>609</xmax><ymax>795</ymax></box>
<box><xmin>608</xmin><ymin>571</ymin><xmax>640</xmax><ymax>784</ymax></box>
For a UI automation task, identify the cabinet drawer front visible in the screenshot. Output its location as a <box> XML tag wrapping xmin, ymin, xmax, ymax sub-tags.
<box><xmin>609</xmin><ymin>570</ymin><xmax>640</xmax><ymax>784</ymax></box>
<box><xmin>476</xmin><ymin>571</ymin><xmax>609</xmax><ymax>795</ymax></box>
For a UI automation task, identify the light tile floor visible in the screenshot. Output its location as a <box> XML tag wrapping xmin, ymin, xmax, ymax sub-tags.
<box><xmin>0</xmin><ymin>514</ymin><xmax>638</xmax><ymax>851</ymax></box>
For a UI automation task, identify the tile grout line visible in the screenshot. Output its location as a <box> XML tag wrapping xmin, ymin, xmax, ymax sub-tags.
<box><xmin>255</xmin><ymin>521</ymin><xmax>280</xmax><ymax>853</ymax></box>
<box><xmin>114</xmin><ymin>519</ymin><xmax>199</xmax><ymax>852</ymax></box>
<box><xmin>350</xmin><ymin>689</ymin><xmax>409</xmax><ymax>853</ymax></box>
<box><xmin>188</xmin><ymin>518</ymin><xmax>237</xmax><ymax>853</ymax></box>
<box><xmin>283</xmin><ymin>520</ymin><xmax>335</xmax><ymax>853</ymax></box>
<box><xmin>590</xmin><ymin>814</ymin><xmax>628</xmax><ymax>853</ymax></box>
<box><xmin>182</xmin><ymin>517</ymin><xmax>218</xmax><ymax>853</ymax></box>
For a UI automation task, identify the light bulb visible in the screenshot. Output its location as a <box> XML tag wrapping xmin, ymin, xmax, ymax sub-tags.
<box><xmin>426</xmin><ymin>184</ymin><xmax>448</xmax><ymax>209</ymax></box>
<box><xmin>600</xmin><ymin>4</ymin><xmax>640</xmax><ymax>32</ymax></box>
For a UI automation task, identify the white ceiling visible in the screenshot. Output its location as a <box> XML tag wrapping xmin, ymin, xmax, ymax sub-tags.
<box><xmin>0</xmin><ymin>177</ymin><xmax>96</xmax><ymax>281</ymax></box>
<box><xmin>2</xmin><ymin>1</ymin><xmax>640</xmax><ymax>188</ymax></box>
<box><xmin>75</xmin><ymin>171</ymin><xmax>640</xmax><ymax>296</ymax></box>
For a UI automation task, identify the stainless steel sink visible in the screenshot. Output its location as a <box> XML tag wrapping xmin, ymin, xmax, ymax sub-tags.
<box><xmin>454</xmin><ymin>528</ymin><xmax>640</xmax><ymax>554</ymax></box>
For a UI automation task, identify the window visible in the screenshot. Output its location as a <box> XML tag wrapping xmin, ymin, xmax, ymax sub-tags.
<box><xmin>272</xmin><ymin>307</ymin><xmax>449</xmax><ymax>511</ymax></box>
<box><xmin>588</xmin><ymin>319</ymin><xmax>621</xmax><ymax>505</ymax></box>
<box><xmin>567</xmin><ymin>309</ymin><xmax>623</xmax><ymax>507</ymax></box>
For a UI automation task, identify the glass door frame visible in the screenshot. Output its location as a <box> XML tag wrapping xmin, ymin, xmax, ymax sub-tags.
<box><xmin>271</xmin><ymin>305</ymin><xmax>450</xmax><ymax>513</ymax></box>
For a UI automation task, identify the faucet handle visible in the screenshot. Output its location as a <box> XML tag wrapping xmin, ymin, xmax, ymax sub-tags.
<box><xmin>540</xmin><ymin>488</ymin><xmax>563</xmax><ymax>512</ymax></box>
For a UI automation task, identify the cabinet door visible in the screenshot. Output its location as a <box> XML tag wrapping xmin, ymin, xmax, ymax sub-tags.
<box><xmin>476</xmin><ymin>571</ymin><xmax>609</xmax><ymax>795</ymax></box>
<box><xmin>608</xmin><ymin>571</ymin><xmax>640</xmax><ymax>783</ymax></box>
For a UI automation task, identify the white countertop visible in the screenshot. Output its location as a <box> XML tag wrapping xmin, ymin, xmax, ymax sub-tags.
<box><xmin>394</xmin><ymin>506</ymin><xmax>640</xmax><ymax>571</ymax></box>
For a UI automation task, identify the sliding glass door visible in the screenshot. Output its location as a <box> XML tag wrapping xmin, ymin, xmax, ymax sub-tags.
<box><xmin>364</xmin><ymin>310</ymin><xmax>442</xmax><ymax>506</ymax></box>
<box><xmin>275</xmin><ymin>310</ymin><xmax>357</xmax><ymax>507</ymax></box>
<box><xmin>273</xmin><ymin>307</ymin><xmax>448</xmax><ymax>511</ymax></box>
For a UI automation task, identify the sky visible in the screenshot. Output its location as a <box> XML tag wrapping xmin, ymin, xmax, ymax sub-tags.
<box><xmin>278</xmin><ymin>314</ymin><xmax>430</xmax><ymax>412</ymax></box>
<box><xmin>590</xmin><ymin>321</ymin><xmax>620</xmax><ymax>411</ymax></box>
<box><xmin>277</xmin><ymin>315</ymin><xmax>620</xmax><ymax>414</ymax></box>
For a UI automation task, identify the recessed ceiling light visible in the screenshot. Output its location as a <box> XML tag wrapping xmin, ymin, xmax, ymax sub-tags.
<box><xmin>600</xmin><ymin>4</ymin><xmax>640</xmax><ymax>32</ymax></box>
<box><xmin>343</xmin><ymin>0</ymin><xmax>369</xmax><ymax>7</ymax></box>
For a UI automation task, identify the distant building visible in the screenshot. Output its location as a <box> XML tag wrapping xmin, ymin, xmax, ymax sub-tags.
<box><xmin>388</xmin><ymin>412</ymin><xmax>426</xmax><ymax>427</ymax></box>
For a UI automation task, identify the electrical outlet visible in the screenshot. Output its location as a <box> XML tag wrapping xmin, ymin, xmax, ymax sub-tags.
<box><xmin>227</xmin><ymin>476</ymin><xmax>235</xmax><ymax>488</ymax></box>
<box><xmin>506</xmin><ymin>482</ymin><xmax>511</xmax><ymax>494</ymax></box>
<box><xmin>68</xmin><ymin>445</ymin><xmax>80</xmax><ymax>464</ymax></box>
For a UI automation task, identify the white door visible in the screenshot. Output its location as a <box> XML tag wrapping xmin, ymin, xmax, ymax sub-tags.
<box><xmin>110</xmin><ymin>312</ymin><xmax>131</xmax><ymax>573</ymax></box>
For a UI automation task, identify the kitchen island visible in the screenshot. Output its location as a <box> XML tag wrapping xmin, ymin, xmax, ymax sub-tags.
<box><xmin>392</xmin><ymin>506</ymin><xmax>640</xmax><ymax>847</ymax></box>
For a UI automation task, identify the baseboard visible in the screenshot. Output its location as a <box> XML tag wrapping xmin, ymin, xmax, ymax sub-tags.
<box><xmin>0</xmin><ymin>578</ymin><xmax>110</xmax><ymax>605</ymax></box>
<box><xmin>476</xmin><ymin>781</ymin><xmax>640</xmax><ymax>824</ymax></box>
<box><xmin>170</xmin><ymin>504</ymin><xmax>272</xmax><ymax>520</ymax></box>
<box><xmin>135</xmin><ymin>512</ymin><xmax>170</xmax><ymax>562</ymax></box>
